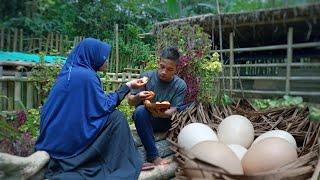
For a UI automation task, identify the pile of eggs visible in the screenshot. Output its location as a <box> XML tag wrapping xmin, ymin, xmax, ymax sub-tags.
<box><xmin>177</xmin><ymin>115</ymin><xmax>298</xmax><ymax>176</ymax></box>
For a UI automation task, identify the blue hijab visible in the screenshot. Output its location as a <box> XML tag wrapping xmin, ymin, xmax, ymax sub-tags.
<box><xmin>35</xmin><ymin>38</ymin><xmax>118</xmax><ymax>159</ymax></box>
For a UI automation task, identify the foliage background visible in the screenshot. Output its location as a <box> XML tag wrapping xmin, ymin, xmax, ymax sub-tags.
<box><xmin>1</xmin><ymin>0</ymin><xmax>319</xmax><ymax>155</ymax></box>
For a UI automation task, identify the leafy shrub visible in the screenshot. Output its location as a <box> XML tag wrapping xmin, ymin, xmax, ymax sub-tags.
<box><xmin>157</xmin><ymin>24</ymin><xmax>222</xmax><ymax>104</ymax></box>
<box><xmin>117</xmin><ymin>99</ymin><xmax>135</xmax><ymax>125</ymax></box>
<box><xmin>19</xmin><ymin>109</ymin><xmax>40</xmax><ymax>139</ymax></box>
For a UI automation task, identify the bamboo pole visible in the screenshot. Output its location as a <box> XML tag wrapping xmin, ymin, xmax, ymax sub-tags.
<box><xmin>223</xmin><ymin>62</ymin><xmax>320</xmax><ymax>68</ymax></box>
<box><xmin>115</xmin><ymin>24</ymin><xmax>119</xmax><ymax>78</ymax></box>
<box><xmin>19</xmin><ymin>29</ymin><xmax>23</xmax><ymax>51</ymax></box>
<box><xmin>14</xmin><ymin>70</ymin><xmax>22</xmax><ymax>110</ymax></box>
<box><xmin>215</xmin><ymin>0</ymin><xmax>225</xmax><ymax>92</ymax></box>
<box><xmin>59</xmin><ymin>34</ymin><xmax>63</xmax><ymax>55</ymax></box>
<box><xmin>211</xmin><ymin>41</ymin><xmax>320</xmax><ymax>53</ymax></box>
<box><xmin>0</xmin><ymin>66</ymin><xmax>3</xmax><ymax>110</ymax></box>
<box><xmin>217</xmin><ymin>76</ymin><xmax>320</xmax><ymax>81</ymax></box>
<box><xmin>45</xmin><ymin>33</ymin><xmax>50</xmax><ymax>54</ymax></box>
<box><xmin>39</xmin><ymin>38</ymin><xmax>42</xmax><ymax>52</ymax></box>
<box><xmin>286</xmin><ymin>28</ymin><xmax>293</xmax><ymax>95</ymax></box>
<box><xmin>225</xmin><ymin>89</ymin><xmax>320</xmax><ymax>96</ymax></box>
<box><xmin>13</xmin><ymin>28</ymin><xmax>18</xmax><ymax>51</ymax></box>
<box><xmin>64</xmin><ymin>35</ymin><xmax>68</xmax><ymax>56</ymax></box>
<box><xmin>0</xmin><ymin>28</ymin><xmax>4</xmax><ymax>50</ymax></box>
<box><xmin>55</xmin><ymin>33</ymin><xmax>59</xmax><ymax>51</ymax></box>
<box><xmin>229</xmin><ymin>32</ymin><xmax>234</xmax><ymax>95</ymax></box>
<box><xmin>50</xmin><ymin>32</ymin><xmax>54</xmax><ymax>51</ymax></box>
<box><xmin>7</xmin><ymin>30</ymin><xmax>11</xmax><ymax>51</ymax></box>
<box><xmin>26</xmin><ymin>72</ymin><xmax>33</xmax><ymax>109</ymax></box>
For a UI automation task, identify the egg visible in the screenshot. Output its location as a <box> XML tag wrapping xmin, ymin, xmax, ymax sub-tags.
<box><xmin>190</xmin><ymin>141</ymin><xmax>244</xmax><ymax>175</ymax></box>
<box><xmin>178</xmin><ymin>123</ymin><xmax>218</xmax><ymax>150</ymax></box>
<box><xmin>227</xmin><ymin>144</ymin><xmax>247</xmax><ymax>161</ymax></box>
<box><xmin>218</xmin><ymin>115</ymin><xmax>254</xmax><ymax>148</ymax></box>
<box><xmin>183</xmin><ymin>160</ymin><xmax>213</xmax><ymax>178</ymax></box>
<box><xmin>253</xmin><ymin>130</ymin><xmax>297</xmax><ymax>148</ymax></box>
<box><xmin>242</xmin><ymin>137</ymin><xmax>298</xmax><ymax>175</ymax></box>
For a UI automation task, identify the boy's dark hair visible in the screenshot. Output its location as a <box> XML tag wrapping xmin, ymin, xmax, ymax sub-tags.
<box><xmin>160</xmin><ymin>47</ymin><xmax>180</xmax><ymax>64</ymax></box>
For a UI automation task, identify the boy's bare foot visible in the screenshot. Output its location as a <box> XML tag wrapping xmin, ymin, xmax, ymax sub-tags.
<box><xmin>152</xmin><ymin>157</ymin><xmax>170</xmax><ymax>166</ymax></box>
<box><xmin>141</xmin><ymin>162</ymin><xmax>155</xmax><ymax>171</ymax></box>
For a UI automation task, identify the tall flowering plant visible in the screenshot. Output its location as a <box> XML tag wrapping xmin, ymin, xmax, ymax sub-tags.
<box><xmin>157</xmin><ymin>25</ymin><xmax>222</xmax><ymax>104</ymax></box>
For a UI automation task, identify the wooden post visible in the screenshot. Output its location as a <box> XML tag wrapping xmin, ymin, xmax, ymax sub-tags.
<box><xmin>7</xmin><ymin>30</ymin><xmax>11</xmax><ymax>51</ymax></box>
<box><xmin>19</xmin><ymin>29</ymin><xmax>23</xmax><ymax>51</ymax></box>
<box><xmin>50</xmin><ymin>32</ymin><xmax>54</xmax><ymax>51</ymax></box>
<box><xmin>229</xmin><ymin>32</ymin><xmax>234</xmax><ymax>95</ymax></box>
<box><xmin>38</xmin><ymin>38</ymin><xmax>41</xmax><ymax>52</ymax></box>
<box><xmin>0</xmin><ymin>28</ymin><xmax>4</xmax><ymax>50</ymax></box>
<box><xmin>13</xmin><ymin>28</ymin><xmax>18</xmax><ymax>51</ymax></box>
<box><xmin>128</xmin><ymin>72</ymin><xmax>132</xmax><ymax>81</ymax></box>
<box><xmin>285</xmin><ymin>28</ymin><xmax>293</xmax><ymax>95</ymax></box>
<box><xmin>73</xmin><ymin>36</ymin><xmax>77</xmax><ymax>47</ymax></box>
<box><xmin>59</xmin><ymin>34</ymin><xmax>64</xmax><ymax>55</ymax></box>
<box><xmin>14</xmin><ymin>70</ymin><xmax>22</xmax><ymax>110</ymax></box>
<box><xmin>0</xmin><ymin>66</ymin><xmax>3</xmax><ymax>110</ymax></box>
<box><xmin>115</xmin><ymin>24</ymin><xmax>119</xmax><ymax>79</ymax></box>
<box><xmin>26</xmin><ymin>72</ymin><xmax>33</xmax><ymax>109</ymax></box>
<box><xmin>45</xmin><ymin>33</ymin><xmax>50</xmax><ymax>53</ymax></box>
<box><xmin>64</xmin><ymin>35</ymin><xmax>68</xmax><ymax>55</ymax></box>
<box><xmin>55</xmin><ymin>33</ymin><xmax>59</xmax><ymax>51</ymax></box>
<box><xmin>215</xmin><ymin>0</ymin><xmax>225</xmax><ymax>91</ymax></box>
<box><xmin>30</xmin><ymin>38</ymin><xmax>34</xmax><ymax>52</ymax></box>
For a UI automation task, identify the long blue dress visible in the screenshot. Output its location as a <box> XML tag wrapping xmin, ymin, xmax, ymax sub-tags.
<box><xmin>35</xmin><ymin>38</ymin><xmax>142</xmax><ymax>179</ymax></box>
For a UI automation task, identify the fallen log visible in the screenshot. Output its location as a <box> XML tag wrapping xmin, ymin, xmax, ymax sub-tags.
<box><xmin>139</xmin><ymin>156</ymin><xmax>177</xmax><ymax>180</ymax></box>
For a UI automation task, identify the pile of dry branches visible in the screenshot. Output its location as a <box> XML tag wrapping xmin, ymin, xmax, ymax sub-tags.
<box><xmin>168</xmin><ymin>99</ymin><xmax>320</xmax><ymax>179</ymax></box>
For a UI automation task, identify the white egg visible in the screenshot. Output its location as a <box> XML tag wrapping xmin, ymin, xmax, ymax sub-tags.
<box><xmin>178</xmin><ymin>123</ymin><xmax>218</xmax><ymax>150</ymax></box>
<box><xmin>191</xmin><ymin>141</ymin><xmax>244</xmax><ymax>175</ymax></box>
<box><xmin>242</xmin><ymin>137</ymin><xmax>298</xmax><ymax>175</ymax></box>
<box><xmin>218</xmin><ymin>115</ymin><xmax>254</xmax><ymax>148</ymax></box>
<box><xmin>227</xmin><ymin>144</ymin><xmax>247</xmax><ymax>161</ymax></box>
<box><xmin>252</xmin><ymin>130</ymin><xmax>297</xmax><ymax>148</ymax></box>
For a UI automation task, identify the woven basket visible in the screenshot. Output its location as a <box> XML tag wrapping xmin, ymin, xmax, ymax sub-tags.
<box><xmin>168</xmin><ymin>99</ymin><xmax>320</xmax><ymax>179</ymax></box>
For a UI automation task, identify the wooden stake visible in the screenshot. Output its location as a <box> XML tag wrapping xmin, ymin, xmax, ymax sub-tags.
<box><xmin>13</xmin><ymin>28</ymin><xmax>18</xmax><ymax>51</ymax></box>
<box><xmin>19</xmin><ymin>29</ymin><xmax>23</xmax><ymax>51</ymax></box>
<box><xmin>0</xmin><ymin>66</ymin><xmax>3</xmax><ymax>110</ymax></box>
<box><xmin>285</xmin><ymin>27</ymin><xmax>293</xmax><ymax>95</ymax></box>
<box><xmin>14</xmin><ymin>70</ymin><xmax>22</xmax><ymax>110</ymax></box>
<box><xmin>26</xmin><ymin>72</ymin><xmax>33</xmax><ymax>109</ymax></box>
<box><xmin>115</xmin><ymin>24</ymin><xmax>119</xmax><ymax>78</ymax></box>
<box><xmin>7</xmin><ymin>30</ymin><xmax>11</xmax><ymax>51</ymax></box>
<box><xmin>0</xmin><ymin>28</ymin><xmax>4</xmax><ymax>50</ymax></box>
<box><xmin>229</xmin><ymin>32</ymin><xmax>234</xmax><ymax>96</ymax></box>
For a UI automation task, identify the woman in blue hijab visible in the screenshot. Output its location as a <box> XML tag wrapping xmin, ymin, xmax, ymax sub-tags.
<box><xmin>34</xmin><ymin>38</ymin><xmax>144</xmax><ymax>179</ymax></box>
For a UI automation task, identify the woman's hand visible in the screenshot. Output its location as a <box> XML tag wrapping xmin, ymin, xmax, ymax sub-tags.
<box><xmin>126</xmin><ymin>77</ymin><xmax>148</xmax><ymax>89</ymax></box>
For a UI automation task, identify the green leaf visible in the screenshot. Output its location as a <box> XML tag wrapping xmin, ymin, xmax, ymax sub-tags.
<box><xmin>167</xmin><ymin>0</ymin><xmax>180</xmax><ymax>18</ymax></box>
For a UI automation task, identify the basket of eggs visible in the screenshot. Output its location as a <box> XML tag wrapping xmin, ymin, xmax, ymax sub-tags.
<box><xmin>168</xmin><ymin>99</ymin><xmax>320</xmax><ymax>179</ymax></box>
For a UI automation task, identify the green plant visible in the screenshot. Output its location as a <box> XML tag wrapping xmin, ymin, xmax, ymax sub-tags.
<box><xmin>19</xmin><ymin>109</ymin><xmax>40</xmax><ymax>139</ymax></box>
<box><xmin>309</xmin><ymin>106</ymin><xmax>320</xmax><ymax>122</ymax></box>
<box><xmin>157</xmin><ymin>24</ymin><xmax>223</xmax><ymax>104</ymax></box>
<box><xmin>197</xmin><ymin>52</ymin><xmax>223</xmax><ymax>104</ymax></box>
<box><xmin>0</xmin><ymin>117</ymin><xmax>20</xmax><ymax>141</ymax></box>
<box><xmin>144</xmin><ymin>54</ymin><xmax>159</xmax><ymax>71</ymax></box>
<box><xmin>29</xmin><ymin>52</ymin><xmax>63</xmax><ymax>104</ymax></box>
<box><xmin>253</xmin><ymin>96</ymin><xmax>304</xmax><ymax>110</ymax></box>
<box><xmin>117</xmin><ymin>99</ymin><xmax>135</xmax><ymax>125</ymax></box>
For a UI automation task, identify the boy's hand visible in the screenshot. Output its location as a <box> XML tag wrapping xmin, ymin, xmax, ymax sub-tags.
<box><xmin>139</xmin><ymin>91</ymin><xmax>155</xmax><ymax>101</ymax></box>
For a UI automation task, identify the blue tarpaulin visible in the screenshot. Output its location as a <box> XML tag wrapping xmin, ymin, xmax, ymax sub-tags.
<box><xmin>0</xmin><ymin>51</ymin><xmax>66</xmax><ymax>64</ymax></box>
